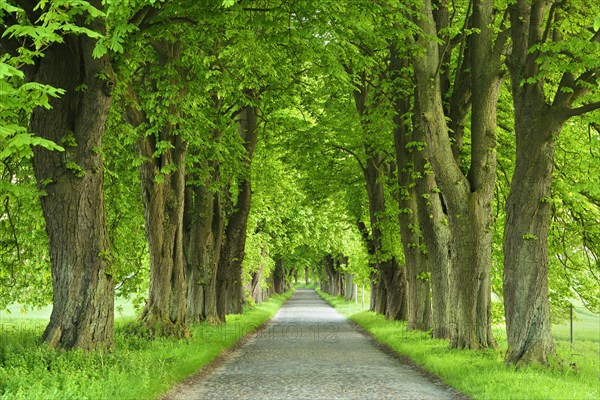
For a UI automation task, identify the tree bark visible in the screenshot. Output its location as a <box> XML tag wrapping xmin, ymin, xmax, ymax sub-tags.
<box><xmin>249</xmin><ymin>249</ymin><xmax>266</xmax><ymax>303</ymax></box>
<box><xmin>362</xmin><ymin>155</ymin><xmax>407</xmax><ymax>320</ymax></box>
<box><xmin>216</xmin><ymin>105</ymin><xmax>259</xmax><ymax>320</ymax></box>
<box><xmin>412</xmin><ymin>0</ymin><xmax>504</xmax><ymax>349</ymax></box>
<box><xmin>503</xmin><ymin>112</ymin><xmax>559</xmax><ymax>364</ymax></box>
<box><xmin>344</xmin><ymin>273</ymin><xmax>356</xmax><ymax>301</ymax></box>
<box><xmin>393</xmin><ymin>87</ymin><xmax>431</xmax><ymax>331</ymax></box>
<box><xmin>125</xmin><ymin>41</ymin><xmax>189</xmax><ymax>336</ymax></box>
<box><xmin>381</xmin><ymin>258</ymin><xmax>409</xmax><ymax>321</ymax></box>
<box><xmin>30</xmin><ymin>32</ymin><xmax>115</xmax><ymax>350</ymax></box>
<box><xmin>137</xmin><ymin>131</ymin><xmax>188</xmax><ymax>336</ymax></box>
<box><xmin>414</xmin><ymin>153</ymin><xmax>450</xmax><ymax>339</ymax></box>
<box><xmin>273</xmin><ymin>258</ymin><xmax>287</xmax><ymax>294</ymax></box>
<box><xmin>183</xmin><ymin>168</ymin><xmax>224</xmax><ymax>324</ymax></box>
<box><xmin>503</xmin><ymin>0</ymin><xmax>561</xmax><ymax>363</ymax></box>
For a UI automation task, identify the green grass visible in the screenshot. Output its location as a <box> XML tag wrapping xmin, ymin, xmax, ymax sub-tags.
<box><xmin>318</xmin><ymin>289</ymin><xmax>600</xmax><ymax>400</ymax></box>
<box><xmin>552</xmin><ymin>306</ymin><xmax>600</xmax><ymax>344</ymax></box>
<box><xmin>0</xmin><ymin>290</ymin><xmax>293</xmax><ymax>399</ymax></box>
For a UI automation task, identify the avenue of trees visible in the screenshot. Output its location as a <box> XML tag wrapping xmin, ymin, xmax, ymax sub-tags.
<box><xmin>1</xmin><ymin>0</ymin><xmax>598</xmax><ymax>367</ymax></box>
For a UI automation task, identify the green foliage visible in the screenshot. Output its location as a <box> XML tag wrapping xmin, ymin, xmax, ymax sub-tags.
<box><xmin>0</xmin><ymin>159</ymin><xmax>51</xmax><ymax>310</ymax></box>
<box><xmin>103</xmin><ymin>105</ymin><xmax>148</xmax><ymax>303</ymax></box>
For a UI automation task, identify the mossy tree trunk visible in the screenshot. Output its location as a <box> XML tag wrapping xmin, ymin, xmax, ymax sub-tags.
<box><xmin>183</xmin><ymin>165</ymin><xmax>224</xmax><ymax>324</ymax></box>
<box><xmin>125</xmin><ymin>40</ymin><xmax>188</xmax><ymax>337</ymax></box>
<box><xmin>30</xmin><ymin>30</ymin><xmax>115</xmax><ymax>351</ymax></box>
<box><xmin>412</xmin><ymin>0</ymin><xmax>506</xmax><ymax>349</ymax></box>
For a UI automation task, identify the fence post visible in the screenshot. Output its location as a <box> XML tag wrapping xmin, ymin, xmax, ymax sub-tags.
<box><xmin>570</xmin><ymin>303</ymin><xmax>573</xmax><ymax>347</ymax></box>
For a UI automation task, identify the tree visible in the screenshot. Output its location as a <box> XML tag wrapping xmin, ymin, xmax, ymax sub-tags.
<box><xmin>122</xmin><ymin>37</ymin><xmax>190</xmax><ymax>336</ymax></box>
<box><xmin>411</xmin><ymin>0</ymin><xmax>508</xmax><ymax>348</ymax></box>
<box><xmin>5</xmin><ymin>0</ymin><xmax>117</xmax><ymax>350</ymax></box>
<box><xmin>503</xmin><ymin>0</ymin><xmax>600</xmax><ymax>365</ymax></box>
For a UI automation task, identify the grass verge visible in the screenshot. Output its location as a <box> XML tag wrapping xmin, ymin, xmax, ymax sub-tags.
<box><xmin>317</xmin><ymin>289</ymin><xmax>600</xmax><ymax>400</ymax></box>
<box><xmin>0</xmin><ymin>290</ymin><xmax>293</xmax><ymax>400</ymax></box>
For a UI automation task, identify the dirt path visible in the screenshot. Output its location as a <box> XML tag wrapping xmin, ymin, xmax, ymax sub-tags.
<box><xmin>163</xmin><ymin>288</ymin><xmax>464</xmax><ymax>400</ymax></box>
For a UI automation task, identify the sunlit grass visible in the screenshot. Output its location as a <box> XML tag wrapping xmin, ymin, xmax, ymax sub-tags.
<box><xmin>319</xmin><ymin>289</ymin><xmax>600</xmax><ymax>400</ymax></box>
<box><xmin>0</xmin><ymin>290</ymin><xmax>293</xmax><ymax>399</ymax></box>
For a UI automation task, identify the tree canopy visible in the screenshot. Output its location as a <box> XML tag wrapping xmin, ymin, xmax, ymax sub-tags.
<box><xmin>1</xmin><ymin>0</ymin><xmax>598</xmax><ymax>365</ymax></box>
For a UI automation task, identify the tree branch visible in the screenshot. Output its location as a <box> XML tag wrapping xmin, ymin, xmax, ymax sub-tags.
<box><xmin>331</xmin><ymin>144</ymin><xmax>366</xmax><ymax>172</ymax></box>
<box><xmin>564</xmin><ymin>101</ymin><xmax>600</xmax><ymax>118</ymax></box>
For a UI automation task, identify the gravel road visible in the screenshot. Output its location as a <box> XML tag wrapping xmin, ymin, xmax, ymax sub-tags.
<box><xmin>163</xmin><ymin>288</ymin><xmax>463</xmax><ymax>400</ymax></box>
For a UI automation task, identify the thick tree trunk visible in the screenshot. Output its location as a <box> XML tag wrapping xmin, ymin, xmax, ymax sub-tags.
<box><xmin>414</xmin><ymin>168</ymin><xmax>450</xmax><ymax>338</ymax></box>
<box><xmin>503</xmin><ymin>104</ymin><xmax>561</xmax><ymax>364</ymax></box>
<box><xmin>446</xmin><ymin>206</ymin><xmax>495</xmax><ymax>348</ymax></box>
<box><xmin>371</xmin><ymin>278</ymin><xmax>386</xmax><ymax>314</ymax></box>
<box><xmin>412</xmin><ymin>0</ymin><xmax>503</xmax><ymax>349</ymax></box>
<box><xmin>304</xmin><ymin>267</ymin><xmax>310</xmax><ymax>285</ymax></box>
<box><xmin>503</xmin><ymin>138</ymin><xmax>556</xmax><ymax>364</ymax></box>
<box><xmin>30</xmin><ymin>34</ymin><xmax>115</xmax><ymax>350</ymax></box>
<box><xmin>396</xmin><ymin>183</ymin><xmax>429</xmax><ymax>329</ymax></box>
<box><xmin>183</xmin><ymin>170</ymin><xmax>224</xmax><ymax>324</ymax></box>
<box><xmin>273</xmin><ymin>258</ymin><xmax>287</xmax><ymax>294</ymax></box>
<box><xmin>323</xmin><ymin>255</ymin><xmax>336</xmax><ymax>295</ymax></box>
<box><xmin>394</xmin><ymin>133</ymin><xmax>430</xmax><ymax>329</ymax></box>
<box><xmin>216</xmin><ymin>105</ymin><xmax>259</xmax><ymax>320</ymax></box>
<box><xmin>502</xmin><ymin>0</ymin><xmax>573</xmax><ymax>365</ymax></box>
<box><xmin>380</xmin><ymin>258</ymin><xmax>409</xmax><ymax>321</ymax></box>
<box><xmin>344</xmin><ymin>273</ymin><xmax>356</xmax><ymax>301</ymax></box>
<box><xmin>123</xmin><ymin>40</ymin><xmax>189</xmax><ymax>336</ymax></box>
<box><xmin>138</xmin><ymin>133</ymin><xmax>188</xmax><ymax>336</ymax></box>
<box><xmin>410</xmin><ymin>92</ymin><xmax>451</xmax><ymax>338</ymax></box>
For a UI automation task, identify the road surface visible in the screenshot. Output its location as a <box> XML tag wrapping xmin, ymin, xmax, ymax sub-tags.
<box><xmin>164</xmin><ymin>288</ymin><xmax>463</xmax><ymax>400</ymax></box>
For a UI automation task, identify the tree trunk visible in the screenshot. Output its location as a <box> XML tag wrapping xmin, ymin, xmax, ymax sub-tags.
<box><xmin>503</xmin><ymin>88</ymin><xmax>561</xmax><ymax>364</ymax></box>
<box><xmin>216</xmin><ymin>105</ymin><xmax>259</xmax><ymax>320</ymax></box>
<box><xmin>394</xmin><ymin>135</ymin><xmax>430</xmax><ymax>329</ymax></box>
<box><xmin>381</xmin><ymin>258</ymin><xmax>409</xmax><ymax>321</ymax></box>
<box><xmin>371</xmin><ymin>278</ymin><xmax>386</xmax><ymax>314</ymax></box>
<box><xmin>305</xmin><ymin>267</ymin><xmax>310</xmax><ymax>285</ymax></box>
<box><xmin>249</xmin><ymin>249</ymin><xmax>266</xmax><ymax>303</ymax></box>
<box><xmin>273</xmin><ymin>258</ymin><xmax>287</xmax><ymax>294</ymax></box>
<box><xmin>183</xmin><ymin>169</ymin><xmax>224</xmax><ymax>324</ymax></box>
<box><xmin>414</xmin><ymin>164</ymin><xmax>450</xmax><ymax>338</ymax></box>
<box><xmin>412</xmin><ymin>0</ymin><xmax>503</xmax><ymax>349</ymax></box>
<box><xmin>391</xmin><ymin>49</ymin><xmax>431</xmax><ymax>330</ymax></box>
<box><xmin>30</xmin><ymin>33</ymin><xmax>115</xmax><ymax>350</ymax></box>
<box><xmin>501</xmin><ymin>0</ymin><xmax>580</xmax><ymax>365</ymax></box>
<box><xmin>344</xmin><ymin>273</ymin><xmax>356</xmax><ymax>301</ymax></box>
<box><xmin>137</xmin><ymin>132</ymin><xmax>188</xmax><ymax>336</ymax></box>
<box><xmin>123</xmin><ymin>40</ymin><xmax>189</xmax><ymax>336</ymax></box>
<box><xmin>503</xmin><ymin>118</ymin><xmax>558</xmax><ymax>364</ymax></box>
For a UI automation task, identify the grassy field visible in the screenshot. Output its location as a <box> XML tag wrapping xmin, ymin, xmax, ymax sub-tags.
<box><xmin>318</xmin><ymin>289</ymin><xmax>600</xmax><ymax>400</ymax></box>
<box><xmin>552</xmin><ymin>305</ymin><xmax>600</xmax><ymax>344</ymax></box>
<box><xmin>0</xmin><ymin>290</ymin><xmax>293</xmax><ymax>399</ymax></box>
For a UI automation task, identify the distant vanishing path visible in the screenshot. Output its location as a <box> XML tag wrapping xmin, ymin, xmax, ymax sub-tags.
<box><xmin>164</xmin><ymin>289</ymin><xmax>463</xmax><ymax>400</ymax></box>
